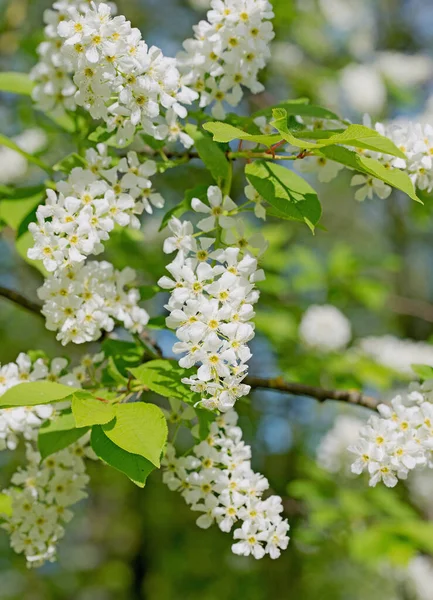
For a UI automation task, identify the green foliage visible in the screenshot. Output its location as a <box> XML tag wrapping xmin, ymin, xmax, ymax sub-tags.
<box><xmin>130</xmin><ymin>359</ymin><xmax>196</xmax><ymax>403</ymax></box>
<box><xmin>101</xmin><ymin>339</ymin><xmax>145</xmax><ymax>377</ymax></box>
<box><xmin>72</xmin><ymin>392</ymin><xmax>116</xmax><ymax>427</ymax></box>
<box><xmin>410</xmin><ymin>364</ymin><xmax>433</xmax><ymax>380</ymax></box>
<box><xmin>38</xmin><ymin>411</ymin><xmax>89</xmax><ymax>460</ymax></box>
<box><xmin>0</xmin><ymin>133</ymin><xmax>52</xmax><ymax>174</ymax></box>
<box><xmin>53</xmin><ymin>152</ymin><xmax>86</xmax><ymax>173</ymax></box>
<box><xmin>0</xmin><ymin>186</ymin><xmax>45</xmax><ymax>232</ymax></box>
<box><xmin>254</xmin><ymin>99</ymin><xmax>340</xmax><ymax>121</ymax></box>
<box><xmin>91</xmin><ymin>425</ymin><xmax>155</xmax><ymax>488</ymax></box>
<box><xmin>102</xmin><ymin>402</ymin><xmax>168</xmax><ymax>467</ymax></box>
<box><xmin>245</xmin><ymin>161</ymin><xmax>321</xmax><ymax>231</ymax></box>
<box><xmin>0</xmin><ymin>382</ymin><xmax>78</xmax><ymax>408</ymax></box>
<box><xmin>0</xmin><ymin>72</ymin><xmax>34</xmax><ymax>95</ymax></box>
<box><xmin>317</xmin><ymin>146</ymin><xmax>421</xmax><ymax>202</ymax></box>
<box><xmin>185</xmin><ymin>124</ymin><xmax>231</xmax><ymax>186</ymax></box>
<box><xmin>159</xmin><ymin>184</ymin><xmax>209</xmax><ymax>231</ymax></box>
<box><xmin>203</xmin><ymin>121</ymin><xmax>279</xmax><ymax>146</ymax></box>
<box><xmin>0</xmin><ymin>494</ymin><xmax>13</xmax><ymax>518</ymax></box>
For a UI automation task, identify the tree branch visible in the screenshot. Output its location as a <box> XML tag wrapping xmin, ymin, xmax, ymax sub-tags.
<box><xmin>0</xmin><ymin>286</ymin><xmax>43</xmax><ymax>317</ymax></box>
<box><xmin>388</xmin><ymin>294</ymin><xmax>433</xmax><ymax>324</ymax></box>
<box><xmin>245</xmin><ymin>376</ymin><xmax>380</xmax><ymax>411</ymax></box>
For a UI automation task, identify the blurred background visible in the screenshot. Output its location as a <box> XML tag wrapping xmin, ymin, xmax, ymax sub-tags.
<box><xmin>2</xmin><ymin>0</ymin><xmax>433</xmax><ymax>598</ymax></box>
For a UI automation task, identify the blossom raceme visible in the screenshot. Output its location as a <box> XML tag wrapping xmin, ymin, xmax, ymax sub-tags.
<box><xmin>28</xmin><ymin>145</ymin><xmax>163</xmax><ymax>273</ymax></box>
<box><xmin>37</xmin><ymin>261</ymin><xmax>149</xmax><ymax>345</ymax></box>
<box><xmin>54</xmin><ymin>1</ymin><xmax>196</xmax><ymax>146</ymax></box>
<box><xmin>0</xmin><ymin>352</ymin><xmax>102</xmax><ymax>567</ymax></box>
<box><xmin>162</xmin><ymin>409</ymin><xmax>290</xmax><ymax>559</ymax></box>
<box><xmin>358</xmin><ymin>335</ymin><xmax>433</xmax><ymax>377</ymax></box>
<box><xmin>349</xmin><ymin>380</ymin><xmax>433</xmax><ymax>488</ymax></box>
<box><xmin>177</xmin><ymin>0</ymin><xmax>275</xmax><ymax>119</ymax></box>
<box><xmin>1</xmin><ymin>439</ymin><xmax>95</xmax><ymax>568</ymax></box>
<box><xmin>159</xmin><ymin>186</ymin><xmax>265</xmax><ymax>412</ymax></box>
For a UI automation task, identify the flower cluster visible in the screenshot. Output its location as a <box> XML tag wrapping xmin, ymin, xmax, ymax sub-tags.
<box><xmin>56</xmin><ymin>2</ymin><xmax>195</xmax><ymax>146</ymax></box>
<box><xmin>30</xmin><ymin>0</ymin><xmax>104</xmax><ymax>115</ymax></box>
<box><xmin>159</xmin><ymin>186</ymin><xmax>264</xmax><ymax>411</ymax></box>
<box><xmin>38</xmin><ymin>261</ymin><xmax>149</xmax><ymax>345</ymax></box>
<box><xmin>1</xmin><ymin>439</ymin><xmax>94</xmax><ymax>568</ymax></box>
<box><xmin>349</xmin><ymin>381</ymin><xmax>433</xmax><ymax>487</ymax></box>
<box><xmin>162</xmin><ymin>410</ymin><xmax>290</xmax><ymax>559</ymax></box>
<box><xmin>299</xmin><ymin>304</ymin><xmax>352</xmax><ymax>352</ymax></box>
<box><xmin>28</xmin><ymin>145</ymin><xmax>163</xmax><ymax>273</ymax></box>
<box><xmin>0</xmin><ymin>352</ymin><xmax>104</xmax><ymax>449</ymax></box>
<box><xmin>358</xmin><ymin>335</ymin><xmax>433</xmax><ymax>377</ymax></box>
<box><xmin>177</xmin><ymin>0</ymin><xmax>275</xmax><ymax>119</ymax></box>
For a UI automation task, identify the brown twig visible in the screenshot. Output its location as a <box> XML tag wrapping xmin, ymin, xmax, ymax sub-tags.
<box><xmin>0</xmin><ymin>286</ymin><xmax>43</xmax><ymax>317</ymax></box>
<box><xmin>245</xmin><ymin>375</ymin><xmax>380</xmax><ymax>411</ymax></box>
<box><xmin>388</xmin><ymin>294</ymin><xmax>433</xmax><ymax>324</ymax></box>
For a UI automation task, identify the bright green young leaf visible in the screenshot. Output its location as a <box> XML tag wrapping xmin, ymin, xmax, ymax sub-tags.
<box><xmin>185</xmin><ymin>124</ymin><xmax>230</xmax><ymax>185</ymax></box>
<box><xmin>101</xmin><ymin>338</ymin><xmax>144</xmax><ymax>376</ymax></box>
<box><xmin>0</xmin><ymin>133</ymin><xmax>53</xmax><ymax>174</ymax></box>
<box><xmin>38</xmin><ymin>412</ymin><xmax>89</xmax><ymax>460</ymax></box>
<box><xmin>91</xmin><ymin>425</ymin><xmax>155</xmax><ymax>487</ymax></box>
<box><xmin>0</xmin><ymin>493</ymin><xmax>12</xmax><ymax>517</ymax></box>
<box><xmin>0</xmin><ymin>381</ymin><xmax>78</xmax><ymax>408</ymax></box>
<box><xmin>271</xmin><ymin>109</ymin><xmax>406</xmax><ymax>158</ymax></box>
<box><xmin>203</xmin><ymin>121</ymin><xmax>280</xmax><ymax>146</ymax></box>
<box><xmin>102</xmin><ymin>402</ymin><xmax>168</xmax><ymax>467</ymax></box>
<box><xmin>245</xmin><ymin>161</ymin><xmax>322</xmax><ymax>231</ymax></box>
<box><xmin>411</xmin><ymin>364</ymin><xmax>433</xmax><ymax>381</ymax></box>
<box><xmin>106</xmin><ymin>357</ymin><xmax>129</xmax><ymax>386</ymax></box>
<box><xmin>130</xmin><ymin>359</ymin><xmax>194</xmax><ymax>402</ymax></box>
<box><xmin>15</xmin><ymin>231</ymin><xmax>50</xmax><ymax>277</ymax></box>
<box><xmin>72</xmin><ymin>393</ymin><xmax>116</xmax><ymax>428</ymax></box>
<box><xmin>0</xmin><ymin>72</ymin><xmax>34</xmax><ymax>96</ymax></box>
<box><xmin>317</xmin><ymin>146</ymin><xmax>421</xmax><ymax>202</ymax></box>
<box><xmin>0</xmin><ymin>190</ymin><xmax>44</xmax><ymax>231</ymax></box>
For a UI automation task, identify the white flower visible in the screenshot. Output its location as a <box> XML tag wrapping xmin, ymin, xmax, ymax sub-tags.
<box><xmin>299</xmin><ymin>304</ymin><xmax>352</xmax><ymax>352</ymax></box>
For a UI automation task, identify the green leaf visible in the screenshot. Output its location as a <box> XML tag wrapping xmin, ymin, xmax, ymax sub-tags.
<box><xmin>271</xmin><ymin>109</ymin><xmax>406</xmax><ymax>158</ymax></box>
<box><xmin>185</xmin><ymin>124</ymin><xmax>230</xmax><ymax>185</ymax></box>
<box><xmin>194</xmin><ymin>408</ymin><xmax>216</xmax><ymax>441</ymax></box>
<box><xmin>317</xmin><ymin>146</ymin><xmax>421</xmax><ymax>202</ymax></box>
<box><xmin>411</xmin><ymin>364</ymin><xmax>433</xmax><ymax>380</ymax></box>
<box><xmin>0</xmin><ymin>189</ymin><xmax>44</xmax><ymax>231</ymax></box>
<box><xmin>130</xmin><ymin>359</ymin><xmax>194</xmax><ymax>402</ymax></box>
<box><xmin>106</xmin><ymin>356</ymin><xmax>129</xmax><ymax>386</ymax></box>
<box><xmin>53</xmin><ymin>152</ymin><xmax>86</xmax><ymax>173</ymax></box>
<box><xmin>0</xmin><ymin>133</ymin><xmax>53</xmax><ymax>174</ymax></box>
<box><xmin>147</xmin><ymin>315</ymin><xmax>167</xmax><ymax>329</ymax></box>
<box><xmin>91</xmin><ymin>425</ymin><xmax>155</xmax><ymax>487</ymax></box>
<box><xmin>38</xmin><ymin>412</ymin><xmax>89</xmax><ymax>460</ymax></box>
<box><xmin>159</xmin><ymin>184</ymin><xmax>208</xmax><ymax>231</ymax></box>
<box><xmin>72</xmin><ymin>393</ymin><xmax>116</xmax><ymax>427</ymax></box>
<box><xmin>203</xmin><ymin>121</ymin><xmax>279</xmax><ymax>146</ymax></box>
<box><xmin>0</xmin><ymin>493</ymin><xmax>12</xmax><ymax>517</ymax></box>
<box><xmin>0</xmin><ymin>72</ymin><xmax>34</xmax><ymax>96</ymax></box>
<box><xmin>0</xmin><ymin>381</ymin><xmax>78</xmax><ymax>408</ymax></box>
<box><xmin>101</xmin><ymin>339</ymin><xmax>144</xmax><ymax>377</ymax></box>
<box><xmin>102</xmin><ymin>402</ymin><xmax>167</xmax><ymax>467</ymax></box>
<box><xmin>245</xmin><ymin>160</ymin><xmax>321</xmax><ymax>231</ymax></box>
<box><xmin>138</xmin><ymin>285</ymin><xmax>160</xmax><ymax>300</ymax></box>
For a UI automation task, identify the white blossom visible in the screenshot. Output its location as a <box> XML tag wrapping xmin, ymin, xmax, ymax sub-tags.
<box><xmin>162</xmin><ymin>409</ymin><xmax>290</xmax><ymax>559</ymax></box>
<box><xmin>358</xmin><ymin>335</ymin><xmax>433</xmax><ymax>377</ymax></box>
<box><xmin>177</xmin><ymin>0</ymin><xmax>275</xmax><ymax>118</ymax></box>
<box><xmin>299</xmin><ymin>304</ymin><xmax>352</xmax><ymax>352</ymax></box>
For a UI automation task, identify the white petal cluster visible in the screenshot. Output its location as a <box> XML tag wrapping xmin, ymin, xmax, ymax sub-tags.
<box><xmin>55</xmin><ymin>2</ymin><xmax>195</xmax><ymax>145</ymax></box>
<box><xmin>349</xmin><ymin>382</ymin><xmax>433</xmax><ymax>487</ymax></box>
<box><xmin>1</xmin><ymin>439</ymin><xmax>94</xmax><ymax>568</ymax></box>
<box><xmin>351</xmin><ymin>119</ymin><xmax>433</xmax><ymax>199</ymax></box>
<box><xmin>358</xmin><ymin>335</ymin><xmax>433</xmax><ymax>377</ymax></box>
<box><xmin>159</xmin><ymin>186</ymin><xmax>265</xmax><ymax>412</ymax></box>
<box><xmin>28</xmin><ymin>145</ymin><xmax>162</xmax><ymax>273</ymax></box>
<box><xmin>299</xmin><ymin>304</ymin><xmax>352</xmax><ymax>352</ymax></box>
<box><xmin>0</xmin><ymin>352</ymin><xmax>102</xmax><ymax>449</ymax></box>
<box><xmin>177</xmin><ymin>0</ymin><xmax>275</xmax><ymax>119</ymax></box>
<box><xmin>38</xmin><ymin>261</ymin><xmax>149</xmax><ymax>345</ymax></box>
<box><xmin>316</xmin><ymin>414</ymin><xmax>363</xmax><ymax>474</ymax></box>
<box><xmin>30</xmin><ymin>0</ymin><xmax>106</xmax><ymax>115</ymax></box>
<box><xmin>162</xmin><ymin>410</ymin><xmax>290</xmax><ymax>559</ymax></box>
